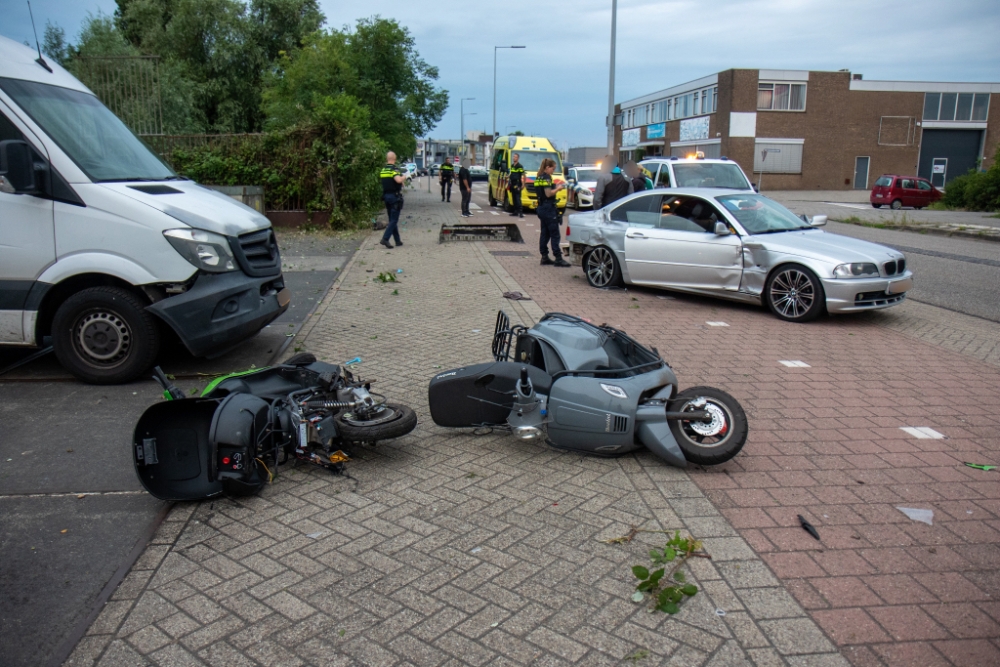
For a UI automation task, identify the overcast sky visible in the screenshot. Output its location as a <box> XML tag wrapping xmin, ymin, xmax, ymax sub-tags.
<box><xmin>4</xmin><ymin>0</ymin><xmax>999</xmax><ymax>149</ymax></box>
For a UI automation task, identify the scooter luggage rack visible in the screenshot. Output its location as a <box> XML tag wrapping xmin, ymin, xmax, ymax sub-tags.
<box><xmin>492</xmin><ymin>310</ymin><xmax>526</xmax><ymax>362</ymax></box>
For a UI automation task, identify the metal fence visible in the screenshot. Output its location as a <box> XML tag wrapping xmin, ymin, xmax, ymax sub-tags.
<box><xmin>73</xmin><ymin>55</ymin><xmax>163</xmax><ymax>136</ymax></box>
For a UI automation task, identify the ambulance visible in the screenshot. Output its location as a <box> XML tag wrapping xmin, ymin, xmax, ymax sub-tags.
<box><xmin>488</xmin><ymin>135</ymin><xmax>567</xmax><ymax>214</ymax></box>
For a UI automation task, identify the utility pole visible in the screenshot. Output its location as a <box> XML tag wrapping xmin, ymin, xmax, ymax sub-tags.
<box><xmin>493</xmin><ymin>46</ymin><xmax>526</xmax><ymax>139</ymax></box>
<box><xmin>460</xmin><ymin>98</ymin><xmax>475</xmax><ymax>159</ymax></box>
<box><xmin>607</xmin><ymin>0</ymin><xmax>618</xmax><ymax>154</ymax></box>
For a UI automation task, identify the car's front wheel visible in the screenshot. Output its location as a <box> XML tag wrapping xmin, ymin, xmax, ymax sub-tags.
<box><xmin>583</xmin><ymin>246</ymin><xmax>622</xmax><ymax>288</ymax></box>
<box><xmin>764</xmin><ymin>264</ymin><xmax>825</xmax><ymax>322</ymax></box>
<box><xmin>668</xmin><ymin>387</ymin><xmax>748</xmax><ymax>466</ymax></box>
<box><xmin>52</xmin><ymin>286</ymin><xmax>161</xmax><ymax>384</ymax></box>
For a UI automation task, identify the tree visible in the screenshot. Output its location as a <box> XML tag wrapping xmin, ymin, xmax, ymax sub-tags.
<box><xmin>42</xmin><ymin>21</ymin><xmax>70</xmax><ymax>65</ymax></box>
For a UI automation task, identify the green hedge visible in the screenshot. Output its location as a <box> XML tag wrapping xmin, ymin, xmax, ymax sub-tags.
<box><xmin>942</xmin><ymin>145</ymin><xmax>1000</xmax><ymax>212</ymax></box>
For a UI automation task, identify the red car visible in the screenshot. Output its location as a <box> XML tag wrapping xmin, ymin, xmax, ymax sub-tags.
<box><xmin>870</xmin><ymin>175</ymin><xmax>942</xmax><ymax>210</ymax></box>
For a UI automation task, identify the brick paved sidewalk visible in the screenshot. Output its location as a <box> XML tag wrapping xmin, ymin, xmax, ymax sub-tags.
<box><xmin>66</xmin><ymin>189</ymin><xmax>848</xmax><ymax>667</ymax></box>
<box><xmin>483</xmin><ymin>216</ymin><xmax>1000</xmax><ymax>667</ymax></box>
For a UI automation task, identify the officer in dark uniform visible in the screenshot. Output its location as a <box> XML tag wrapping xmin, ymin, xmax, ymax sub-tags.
<box><xmin>535</xmin><ymin>158</ymin><xmax>569</xmax><ymax>267</ymax></box>
<box><xmin>439</xmin><ymin>159</ymin><xmax>455</xmax><ymax>202</ymax></box>
<box><xmin>379</xmin><ymin>151</ymin><xmax>405</xmax><ymax>249</ymax></box>
<box><xmin>508</xmin><ymin>152</ymin><xmax>525</xmax><ymax>218</ymax></box>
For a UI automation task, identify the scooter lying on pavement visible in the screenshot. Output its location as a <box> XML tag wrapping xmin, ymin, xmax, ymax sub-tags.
<box><xmin>428</xmin><ymin>312</ymin><xmax>747</xmax><ymax>467</ymax></box>
<box><xmin>133</xmin><ymin>355</ymin><xmax>417</xmax><ymax>501</ymax></box>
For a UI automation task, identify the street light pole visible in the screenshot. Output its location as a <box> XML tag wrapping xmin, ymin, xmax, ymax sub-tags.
<box><xmin>607</xmin><ymin>0</ymin><xmax>617</xmax><ymax>154</ymax></box>
<box><xmin>493</xmin><ymin>46</ymin><xmax>526</xmax><ymax>139</ymax></box>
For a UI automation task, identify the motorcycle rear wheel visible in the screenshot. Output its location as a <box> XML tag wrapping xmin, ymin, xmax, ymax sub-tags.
<box><xmin>668</xmin><ymin>387</ymin><xmax>747</xmax><ymax>466</ymax></box>
<box><xmin>334</xmin><ymin>403</ymin><xmax>417</xmax><ymax>442</ymax></box>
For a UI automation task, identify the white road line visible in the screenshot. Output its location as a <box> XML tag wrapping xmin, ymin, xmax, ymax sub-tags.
<box><xmin>779</xmin><ymin>360</ymin><xmax>810</xmax><ymax>368</ymax></box>
<box><xmin>900</xmin><ymin>426</ymin><xmax>946</xmax><ymax>440</ymax></box>
<box><xmin>490</xmin><ymin>211</ymin><xmax>499</xmax><ymax>216</ymax></box>
<box><xmin>822</xmin><ymin>202</ymin><xmax>871</xmax><ymax>210</ymax></box>
<box><xmin>470</xmin><ymin>203</ymin><xmax>482</xmax><ymax>210</ymax></box>
<box><xmin>706</xmin><ymin>321</ymin><xmax>729</xmax><ymax>327</ymax></box>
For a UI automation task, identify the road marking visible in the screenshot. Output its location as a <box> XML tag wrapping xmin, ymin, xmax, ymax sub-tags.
<box><xmin>706</xmin><ymin>321</ymin><xmax>729</xmax><ymax>327</ymax></box>
<box><xmin>490</xmin><ymin>212</ymin><xmax>499</xmax><ymax>216</ymax></box>
<box><xmin>470</xmin><ymin>203</ymin><xmax>482</xmax><ymax>210</ymax></box>
<box><xmin>779</xmin><ymin>360</ymin><xmax>810</xmax><ymax>367</ymax></box>
<box><xmin>822</xmin><ymin>202</ymin><xmax>871</xmax><ymax>210</ymax></box>
<box><xmin>900</xmin><ymin>426</ymin><xmax>946</xmax><ymax>439</ymax></box>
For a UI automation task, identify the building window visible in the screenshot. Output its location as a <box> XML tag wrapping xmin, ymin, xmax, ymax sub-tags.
<box><xmin>923</xmin><ymin>92</ymin><xmax>990</xmax><ymax>121</ymax></box>
<box><xmin>758</xmin><ymin>82</ymin><xmax>807</xmax><ymax>111</ymax></box>
<box><xmin>753</xmin><ymin>140</ymin><xmax>804</xmax><ymax>173</ymax></box>
<box><xmin>712</xmin><ymin>87</ymin><xmax>718</xmax><ymax>112</ymax></box>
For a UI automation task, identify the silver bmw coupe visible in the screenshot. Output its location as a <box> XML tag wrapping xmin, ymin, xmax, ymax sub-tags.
<box><xmin>564</xmin><ymin>189</ymin><xmax>913</xmax><ymax>322</ymax></box>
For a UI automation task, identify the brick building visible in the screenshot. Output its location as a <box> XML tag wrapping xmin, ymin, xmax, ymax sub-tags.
<box><xmin>614</xmin><ymin>69</ymin><xmax>999</xmax><ymax>190</ymax></box>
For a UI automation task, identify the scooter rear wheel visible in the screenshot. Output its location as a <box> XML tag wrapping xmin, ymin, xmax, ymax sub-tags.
<box><xmin>668</xmin><ymin>387</ymin><xmax>747</xmax><ymax>466</ymax></box>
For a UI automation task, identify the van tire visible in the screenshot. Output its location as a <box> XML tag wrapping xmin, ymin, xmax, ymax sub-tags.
<box><xmin>52</xmin><ymin>286</ymin><xmax>160</xmax><ymax>385</ymax></box>
<box><xmin>488</xmin><ymin>188</ymin><xmax>497</xmax><ymax>207</ymax></box>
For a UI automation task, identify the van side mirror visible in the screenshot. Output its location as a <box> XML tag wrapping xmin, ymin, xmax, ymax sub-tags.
<box><xmin>714</xmin><ymin>221</ymin><xmax>731</xmax><ymax>235</ymax></box>
<box><xmin>0</xmin><ymin>140</ymin><xmax>47</xmax><ymax>196</ymax></box>
<box><xmin>810</xmin><ymin>215</ymin><xmax>827</xmax><ymax>227</ymax></box>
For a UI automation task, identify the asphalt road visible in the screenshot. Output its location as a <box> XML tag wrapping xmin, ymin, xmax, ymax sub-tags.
<box><xmin>0</xmin><ymin>229</ymin><xmax>361</xmax><ymax>667</ymax></box>
<box><xmin>463</xmin><ymin>181</ymin><xmax>1000</xmax><ymax>323</ymax></box>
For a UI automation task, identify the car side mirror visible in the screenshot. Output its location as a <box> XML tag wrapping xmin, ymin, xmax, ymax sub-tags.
<box><xmin>752</xmin><ymin>184</ymin><xmax>759</xmax><ymax>192</ymax></box>
<box><xmin>810</xmin><ymin>215</ymin><xmax>827</xmax><ymax>227</ymax></box>
<box><xmin>0</xmin><ymin>139</ymin><xmax>46</xmax><ymax>195</ymax></box>
<box><xmin>714</xmin><ymin>221</ymin><xmax>731</xmax><ymax>235</ymax></box>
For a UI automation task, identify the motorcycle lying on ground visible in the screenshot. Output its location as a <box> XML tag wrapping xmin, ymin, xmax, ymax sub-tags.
<box><xmin>133</xmin><ymin>355</ymin><xmax>417</xmax><ymax>501</ymax></box>
<box><xmin>428</xmin><ymin>312</ymin><xmax>748</xmax><ymax>467</ymax></box>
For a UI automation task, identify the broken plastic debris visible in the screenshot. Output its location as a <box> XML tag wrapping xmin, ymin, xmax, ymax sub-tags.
<box><xmin>344</xmin><ymin>357</ymin><xmax>362</xmax><ymax>366</ymax></box>
<box><xmin>896</xmin><ymin>507</ymin><xmax>933</xmax><ymax>525</ymax></box>
<box><xmin>490</xmin><ymin>622</ymin><xmax>499</xmax><ymax>628</ymax></box>
<box><xmin>715</xmin><ymin>609</ymin><xmax>726</xmax><ymax>617</ymax></box>
<box><xmin>631</xmin><ymin>592</ymin><xmax>645</xmax><ymax>603</ymax></box>
<box><xmin>472</xmin><ymin>329</ymin><xmax>481</xmax><ymax>333</ymax></box>
<box><xmin>396</xmin><ymin>269</ymin><xmax>403</xmax><ymax>274</ymax></box>
<box><xmin>306</xmin><ymin>532</ymin><xmax>324</xmax><ymax>539</ymax></box>
<box><xmin>470</xmin><ymin>547</ymin><xmax>482</xmax><ymax>554</ymax></box>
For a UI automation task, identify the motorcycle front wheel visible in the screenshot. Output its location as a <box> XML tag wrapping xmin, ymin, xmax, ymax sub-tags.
<box><xmin>334</xmin><ymin>403</ymin><xmax>417</xmax><ymax>442</ymax></box>
<box><xmin>668</xmin><ymin>387</ymin><xmax>748</xmax><ymax>466</ymax></box>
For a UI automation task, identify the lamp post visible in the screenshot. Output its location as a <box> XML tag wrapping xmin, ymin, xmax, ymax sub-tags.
<box><xmin>493</xmin><ymin>46</ymin><xmax>526</xmax><ymax>139</ymax></box>
<box><xmin>607</xmin><ymin>0</ymin><xmax>617</xmax><ymax>154</ymax></box>
<box><xmin>460</xmin><ymin>97</ymin><xmax>475</xmax><ymax>160</ymax></box>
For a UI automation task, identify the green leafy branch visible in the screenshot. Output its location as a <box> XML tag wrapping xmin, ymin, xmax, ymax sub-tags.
<box><xmin>631</xmin><ymin>531</ymin><xmax>705</xmax><ymax>614</ymax></box>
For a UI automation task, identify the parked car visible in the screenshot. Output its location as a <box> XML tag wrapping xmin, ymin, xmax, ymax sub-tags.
<box><xmin>870</xmin><ymin>175</ymin><xmax>941</xmax><ymax>209</ymax></box>
<box><xmin>566</xmin><ymin>165</ymin><xmax>600</xmax><ymax>209</ymax></box>
<box><xmin>402</xmin><ymin>162</ymin><xmax>418</xmax><ymax>182</ymax></box>
<box><xmin>469</xmin><ymin>165</ymin><xmax>489</xmax><ymax>181</ymax></box>
<box><xmin>565</xmin><ymin>188</ymin><xmax>913</xmax><ymax>323</ymax></box>
<box><xmin>429</xmin><ymin>163</ymin><xmax>442</xmax><ymax>176</ymax></box>
<box><xmin>0</xmin><ymin>36</ymin><xmax>289</xmax><ymax>383</ymax></box>
<box><xmin>639</xmin><ymin>156</ymin><xmax>755</xmax><ymax>191</ymax></box>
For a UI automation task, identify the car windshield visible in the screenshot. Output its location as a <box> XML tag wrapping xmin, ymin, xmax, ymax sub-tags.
<box><xmin>517</xmin><ymin>151</ymin><xmax>563</xmax><ymax>174</ymax></box>
<box><xmin>0</xmin><ymin>78</ymin><xmax>176</xmax><ymax>183</ymax></box>
<box><xmin>573</xmin><ymin>168</ymin><xmax>599</xmax><ymax>181</ymax></box>
<box><xmin>673</xmin><ymin>163</ymin><xmax>751</xmax><ymax>189</ymax></box>
<box><xmin>716</xmin><ymin>194</ymin><xmax>813</xmax><ymax>234</ymax></box>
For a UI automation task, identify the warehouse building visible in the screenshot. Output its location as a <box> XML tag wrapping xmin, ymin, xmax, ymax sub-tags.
<box><xmin>614</xmin><ymin>69</ymin><xmax>999</xmax><ymax>190</ymax></box>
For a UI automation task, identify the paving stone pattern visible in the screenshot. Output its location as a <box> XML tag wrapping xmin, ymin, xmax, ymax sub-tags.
<box><xmin>68</xmin><ymin>190</ymin><xmax>847</xmax><ymax>667</ymax></box>
<box><xmin>482</xmin><ymin>215</ymin><xmax>1000</xmax><ymax>667</ymax></box>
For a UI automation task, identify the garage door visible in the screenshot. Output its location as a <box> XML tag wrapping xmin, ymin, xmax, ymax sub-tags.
<box><xmin>918</xmin><ymin>129</ymin><xmax>982</xmax><ymax>186</ymax></box>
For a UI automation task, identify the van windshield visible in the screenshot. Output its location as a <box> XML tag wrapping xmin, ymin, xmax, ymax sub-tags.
<box><xmin>0</xmin><ymin>78</ymin><xmax>176</xmax><ymax>183</ymax></box>
<box><xmin>672</xmin><ymin>163</ymin><xmax>751</xmax><ymax>190</ymax></box>
<box><xmin>515</xmin><ymin>151</ymin><xmax>563</xmax><ymax>174</ymax></box>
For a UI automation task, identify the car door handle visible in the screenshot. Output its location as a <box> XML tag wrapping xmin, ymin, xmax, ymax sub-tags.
<box><xmin>627</xmin><ymin>232</ymin><xmax>647</xmax><ymax>239</ymax></box>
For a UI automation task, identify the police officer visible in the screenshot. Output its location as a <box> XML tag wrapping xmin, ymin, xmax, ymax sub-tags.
<box><xmin>535</xmin><ymin>158</ymin><xmax>570</xmax><ymax>267</ymax></box>
<box><xmin>508</xmin><ymin>152</ymin><xmax>525</xmax><ymax>218</ymax></box>
<box><xmin>439</xmin><ymin>158</ymin><xmax>455</xmax><ymax>202</ymax></box>
<box><xmin>379</xmin><ymin>151</ymin><xmax>405</xmax><ymax>249</ymax></box>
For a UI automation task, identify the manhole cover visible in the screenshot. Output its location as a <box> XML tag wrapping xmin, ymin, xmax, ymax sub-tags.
<box><xmin>490</xmin><ymin>251</ymin><xmax>531</xmax><ymax>257</ymax></box>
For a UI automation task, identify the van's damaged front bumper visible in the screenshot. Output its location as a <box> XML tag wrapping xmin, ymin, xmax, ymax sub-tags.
<box><xmin>148</xmin><ymin>271</ymin><xmax>290</xmax><ymax>357</ymax></box>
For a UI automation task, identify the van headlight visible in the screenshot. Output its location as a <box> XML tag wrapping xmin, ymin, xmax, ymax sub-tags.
<box><xmin>163</xmin><ymin>229</ymin><xmax>237</xmax><ymax>272</ymax></box>
<box><xmin>832</xmin><ymin>263</ymin><xmax>879</xmax><ymax>279</ymax></box>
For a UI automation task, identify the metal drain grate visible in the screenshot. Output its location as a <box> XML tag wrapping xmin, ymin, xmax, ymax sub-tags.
<box><xmin>489</xmin><ymin>251</ymin><xmax>532</xmax><ymax>257</ymax></box>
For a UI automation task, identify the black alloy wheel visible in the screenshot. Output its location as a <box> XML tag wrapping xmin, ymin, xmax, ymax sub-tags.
<box><xmin>764</xmin><ymin>264</ymin><xmax>825</xmax><ymax>322</ymax></box>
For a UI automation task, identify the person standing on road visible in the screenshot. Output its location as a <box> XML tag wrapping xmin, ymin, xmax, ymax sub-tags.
<box><xmin>535</xmin><ymin>158</ymin><xmax>570</xmax><ymax>267</ymax></box>
<box><xmin>593</xmin><ymin>154</ymin><xmax>632</xmax><ymax>209</ymax></box>
<box><xmin>625</xmin><ymin>161</ymin><xmax>652</xmax><ymax>193</ymax></box>
<box><xmin>439</xmin><ymin>158</ymin><xmax>455</xmax><ymax>202</ymax></box>
<box><xmin>508</xmin><ymin>152</ymin><xmax>525</xmax><ymax>218</ymax></box>
<box><xmin>379</xmin><ymin>151</ymin><xmax>406</xmax><ymax>249</ymax></box>
<box><xmin>458</xmin><ymin>158</ymin><xmax>473</xmax><ymax>217</ymax></box>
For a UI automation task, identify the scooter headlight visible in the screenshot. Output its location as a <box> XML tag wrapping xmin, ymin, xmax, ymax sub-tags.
<box><xmin>601</xmin><ymin>384</ymin><xmax>628</xmax><ymax>399</ymax></box>
<box><xmin>513</xmin><ymin>425</ymin><xmax>543</xmax><ymax>441</ymax></box>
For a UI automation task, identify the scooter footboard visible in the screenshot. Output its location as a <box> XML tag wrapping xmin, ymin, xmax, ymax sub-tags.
<box><xmin>429</xmin><ymin>362</ymin><xmax>552</xmax><ymax>427</ymax></box>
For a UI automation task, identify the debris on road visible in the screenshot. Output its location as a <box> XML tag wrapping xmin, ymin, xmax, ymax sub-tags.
<box><xmin>798</xmin><ymin>515</ymin><xmax>821</xmax><ymax>541</ymax></box>
<box><xmin>964</xmin><ymin>462</ymin><xmax>997</xmax><ymax>471</ymax></box>
<box><xmin>897</xmin><ymin>507</ymin><xmax>934</xmax><ymax>525</ymax></box>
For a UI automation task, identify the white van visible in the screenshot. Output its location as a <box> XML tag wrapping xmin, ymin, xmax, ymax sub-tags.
<box><xmin>0</xmin><ymin>37</ymin><xmax>290</xmax><ymax>384</ymax></box>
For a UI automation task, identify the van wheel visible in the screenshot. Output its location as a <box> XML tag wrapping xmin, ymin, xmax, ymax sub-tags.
<box><xmin>871</xmin><ymin>203</ymin><xmax>882</xmax><ymax>209</ymax></box>
<box><xmin>890</xmin><ymin>199</ymin><xmax>902</xmax><ymax>210</ymax></box>
<box><xmin>52</xmin><ymin>286</ymin><xmax>160</xmax><ymax>384</ymax></box>
<box><xmin>488</xmin><ymin>188</ymin><xmax>497</xmax><ymax>207</ymax></box>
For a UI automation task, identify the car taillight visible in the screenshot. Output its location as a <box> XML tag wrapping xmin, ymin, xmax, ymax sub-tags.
<box><xmin>566</xmin><ymin>225</ymin><xmax>571</xmax><ymax>236</ymax></box>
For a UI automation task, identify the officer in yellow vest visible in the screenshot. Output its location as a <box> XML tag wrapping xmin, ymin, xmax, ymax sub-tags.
<box><xmin>379</xmin><ymin>152</ymin><xmax>405</xmax><ymax>249</ymax></box>
<box><xmin>439</xmin><ymin>159</ymin><xmax>455</xmax><ymax>202</ymax></box>
<box><xmin>508</xmin><ymin>153</ymin><xmax>525</xmax><ymax>219</ymax></box>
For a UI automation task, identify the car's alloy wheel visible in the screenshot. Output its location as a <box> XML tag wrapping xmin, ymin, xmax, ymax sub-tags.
<box><xmin>765</xmin><ymin>265</ymin><xmax>824</xmax><ymax>322</ymax></box>
<box><xmin>890</xmin><ymin>199</ymin><xmax>902</xmax><ymax>210</ymax></box>
<box><xmin>583</xmin><ymin>246</ymin><xmax>622</xmax><ymax>288</ymax></box>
